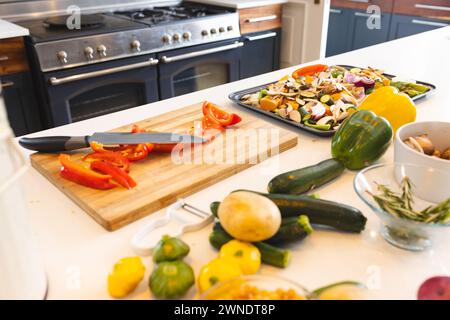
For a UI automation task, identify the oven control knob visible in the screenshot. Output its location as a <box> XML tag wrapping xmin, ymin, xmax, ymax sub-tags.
<box><xmin>201</xmin><ymin>29</ymin><xmax>208</xmax><ymax>36</ymax></box>
<box><xmin>172</xmin><ymin>33</ymin><xmax>180</xmax><ymax>42</ymax></box>
<box><xmin>227</xmin><ymin>25</ymin><xmax>233</xmax><ymax>31</ymax></box>
<box><xmin>84</xmin><ymin>46</ymin><xmax>94</xmax><ymax>60</ymax></box>
<box><xmin>183</xmin><ymin>31</ymin><xmax>191</xmax><ymax>40</ymax></box>
<box><xmin>131</xmin><ymin>39</ymin><xmax>141</xmax><ymax>52</ymax></box>
<box><xmin>162</xmin><ymin>34</ymin><xmax>171</xmax><ymax>43</ymax></box>
<box><xmin>210</xmin><ymin>28</ymin><xmax>217</xmax><ymax>34</ymax></box>
<box><xmin>219</xmin><ymin>27</ymin><xmax>225</xmax><ymax>33</ymax></box>
<box><xmin>56</xmin><ymin>50</ymin><xmax>68</xmax><ymax>64</ymax></box>
<box><xmin>97</xmin><ymin>44</ymin><xmax>107</xmax><ymax>57</ymax></box>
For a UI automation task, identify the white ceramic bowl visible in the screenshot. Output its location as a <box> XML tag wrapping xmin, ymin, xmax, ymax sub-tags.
<box><xmin>395</xmin><ymin>121</ymin><xmax>450</xmax><ymax>203</ymax></box>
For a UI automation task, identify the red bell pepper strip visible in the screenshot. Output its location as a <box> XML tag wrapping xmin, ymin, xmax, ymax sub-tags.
<box><xmin>292</xmin><ymin>64</ymin><xmax>328</xmax><ymax>79</ymax></box>
<box><xmin>202</xmin><ymin>115</ymin><xmax>225</xmax><ymax>142</ymax></box>
<box><xmin>90</xmin><ymin>140</ymin><xmax>149</xmax><ymax>162</ymax></box>
<box><xmin>59</xmin><ymin>154</ymin><xmax>116</xmax><ymax>190</ymax></box>
<box><xmin>83</xmin><ymin>151</ymin><xmax>130</xmax><ymax>172</ymax></box>
<box><xmin>90</xmin><ymin>161</ymin><xmax>136</xmax><ymax>189</ymax></box>
<box><xmin>131</xmin><ymin>124</ymin><xmax>177</xmax><ymax>153</ymax></box>
<box><xmin>120</xmin><ymin>143</ymin><xmax>149</xmax><ymax>162</ymax></box>
<box><xmin>202</xmin><ymin>101</ymin><xmax>242</xmax><ymax>127</ymax></box>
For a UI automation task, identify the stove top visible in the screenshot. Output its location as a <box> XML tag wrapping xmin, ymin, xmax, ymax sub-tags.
<box><xmin>17</xmin><ymin>2</ymin><xmax>240</xmax><ymax>72</ymax></box>
<box><xmin>17</xmin><ymin>14</ymin><xmax>147</xmax><ymax>43</ymax></box>
<box><xmin>114</xmin><ymin>4</ymin><xmax>232</xmax><ymax>26</ymax></box>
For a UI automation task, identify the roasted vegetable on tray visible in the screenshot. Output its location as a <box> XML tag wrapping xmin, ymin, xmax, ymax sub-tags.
<box><xmin>239</xmin><ymin>64</ymin><xmax>430</xmax><ymax>131</ymax></box>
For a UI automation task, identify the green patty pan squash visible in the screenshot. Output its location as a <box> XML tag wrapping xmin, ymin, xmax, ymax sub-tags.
<box><xmin>331</xmin><ymin>110</ymin><xmax>393</xmax><ymax>170</ymax></box>
<box><xmin>149</xmin><ymin>260</ymin><xmax>195</xmax><ymax>299</ymax></box>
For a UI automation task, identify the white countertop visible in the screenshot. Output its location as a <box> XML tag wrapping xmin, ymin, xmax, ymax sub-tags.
<box><xmin>17</xmin><ymin>27</ymin><xmax>450</xmax><ymax>300</ymax></box>
<box><xmin>190</xmin><ymin>0</ymin><xmax>287</xmax><ymax>9</ymax></box>
<box><xmin>0</xmin><ymin>19</ymin><xmax>28</xmax><ymax>40</ymax></box>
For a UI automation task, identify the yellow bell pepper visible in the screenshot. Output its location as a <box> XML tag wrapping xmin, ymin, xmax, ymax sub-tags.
<box><xmin>219</xmin><ymin>240</ymin><xmax>261</xmax><ymax>275</ymax></box>
<box><xmin>358</xmin><ymin>86</ymin><xmax>416</xmax><ymax>133</ymax></box>
<box><xmin>197</xmin><ymin>257</ymin><xmax>243</xmax><ymax>293</ymax></box>
<box><xmin>108</xmin><ymin>256</ymin><xmax>145</xmax><ymax>298</ymax></box>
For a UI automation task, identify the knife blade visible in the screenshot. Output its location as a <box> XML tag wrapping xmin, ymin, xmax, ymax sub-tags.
<box><xmin>19</xmin><ymin>132</ymin><xmax>206</xmax><ymax>153</ymax></box>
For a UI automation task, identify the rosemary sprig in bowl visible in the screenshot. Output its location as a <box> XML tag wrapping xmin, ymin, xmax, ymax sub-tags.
<box><xmin>368</xmin><ymin>176</ymin><xmax>450</xmax><ymax>224</ymax></box>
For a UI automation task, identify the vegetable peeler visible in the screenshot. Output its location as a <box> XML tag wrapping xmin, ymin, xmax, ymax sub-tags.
<box><xmin>131</xmin><ymin>199</ymin><xmax>214</xmax><ymax>256</ymax></box>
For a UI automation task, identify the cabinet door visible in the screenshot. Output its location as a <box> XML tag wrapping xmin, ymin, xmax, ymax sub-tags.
<box><xmin>240</xmin><ymin>29</ymin><xmax>281</xmax><ymax>79</ymax></box>
<box><xmin>350</xmin><ymin>10</ymin><xmax>392</xmax><ymax>50</ymax></box>
<box><xmin>1</xmin><ymin>73</ymin><xmax>41</xmax><ymax>136</ymax></box>
<box><xmin>326</xmin><ymin>8</ymin><xmax>352</xmax><ymax>57</ymax></box>
<box><xmin>389</xmin><ymin>14</ymin><xmax>449</xmax><ymax>40</ymax></box>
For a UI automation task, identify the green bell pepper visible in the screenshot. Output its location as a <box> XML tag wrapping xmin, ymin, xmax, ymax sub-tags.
<box><xmin>331</xmin><ymin>110</ymin><xmax>393</xmax><ymax>170</ymax></box>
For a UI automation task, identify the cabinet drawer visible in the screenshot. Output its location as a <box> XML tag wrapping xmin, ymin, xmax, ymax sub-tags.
<box><xmin>0</xmin><ymin>37</ymin><xmax>28</xmax><ymax>76</ymax></box>
<box><xmin>239</xmin><ymin>4</ymin><xmax>282</xmax><ymax>34</ymax></box>
<box><xmin>330</xmin><ymin>0</ymin><xmax>394</xmax><ymax>12</ymax></box>
<box><xmin>393</xmin><ymin>1</ymin><xmax>450</xmax><ymax>19</ymax></box>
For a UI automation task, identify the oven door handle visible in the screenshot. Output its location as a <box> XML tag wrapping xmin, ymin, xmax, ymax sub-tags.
<box><xmin>160</xmin><ymin>41</ymin><xmax>244</xmax><ymax>64</ymax></box>
<box><xmin>49</xmin><ymin>58</ymin><xmax>159</xmax><ymax>86</ymax></box>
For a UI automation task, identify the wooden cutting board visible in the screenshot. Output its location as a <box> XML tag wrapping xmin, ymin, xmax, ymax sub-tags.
<box><xmin>31</xmin><ymin>103</ymin><xmax>298</xmax><ymax>231</ymax></box>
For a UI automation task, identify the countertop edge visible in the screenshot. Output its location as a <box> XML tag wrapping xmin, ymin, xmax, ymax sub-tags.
<box><xmin>0</xmin><ymin>19</ymin><xmax>29</xmax><ymax>40</ymax></box>
<box><xmin>189</xmin><ymin>0</ymin><xmax>288</xmax><ymax>9</ymax></box>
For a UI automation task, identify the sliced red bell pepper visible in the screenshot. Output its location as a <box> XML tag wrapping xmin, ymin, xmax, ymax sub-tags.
<box><xmin>292</xmin><ymin>64</ymin><xmax>328</xmax><ymax>79</ymax></box>
<box><xmin>131</xmin><ymin>124</ymin><xmax>177</xmax><ymax>153</ymax></box>
<box><xmin>90</xmin><ymin>140</ymin><xmax>149</xmax><ymax>162</ymax></box>
<box><xmin>83</xmin><ymin>151</ymin><xmax>130</xmax><ymax>172</ymax></box>
<box><xmin>59</xmin><ymin>154</ymin><xmax>116</xmax><ymax>190</ymax></box>
<box><xmin>202</xmin><ymin>101</ymin><xmax>242</xmax><ymax>127</ymax></box>
<box><xmin>202</xmin><ymin>115</ymin><xmax>225</xmax><ymax>142</ymax></box>
<box><xmin>120</xmin><ymin>143</ymin><xmax>149</xmax><ymax>162</ymax></box>
<box><xmin>90</xmin><ymin>161</ymin><xmax>136</xmax><ymax>189</ymax></box>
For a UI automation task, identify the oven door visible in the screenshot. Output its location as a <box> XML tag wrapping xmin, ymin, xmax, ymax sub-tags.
<box><xmin>157</xmin><ymin>39</ymin><xmax>243</xmax><ymax>100</ymax></box>
<box><xmin>43</xmin><ymin>55</ymin><xmax>159</xmax><ymax>127</ymax></box>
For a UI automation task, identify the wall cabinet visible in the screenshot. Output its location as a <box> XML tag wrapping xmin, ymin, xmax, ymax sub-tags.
<box><xmin>240</xmin><ymin>28</ymin><xmax>281</xmax><ymax>79</ymax></box>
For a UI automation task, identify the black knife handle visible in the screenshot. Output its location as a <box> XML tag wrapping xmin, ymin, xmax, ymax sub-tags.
<box><xmin>18</xmin><ymin>136</ymin><xmax>90</xmax><ymax>152</ymax></box>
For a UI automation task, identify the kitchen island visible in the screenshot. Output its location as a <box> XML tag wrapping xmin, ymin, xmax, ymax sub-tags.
<box><xmin>18</xmin><ymin>27</ymin><xmax>450</xmax><ymax>299</ymax></box>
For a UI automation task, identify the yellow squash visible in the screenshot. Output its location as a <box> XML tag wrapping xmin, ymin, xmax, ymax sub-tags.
<box><xmin>108</xmin><ymin>256</ymin><xmax>145</xmax><ymax>298</ymax></box>
<box><xmin>219</xmin><ymin>240</ymin><xmax>261</xmax><ymax>275</ymax></box>
<box><xmin>197</xmin><ymin>257</ymin><xmax>243</xmax><ymax>293</ymax></box>
<box><xmin>358</xmin><ymin>86</ymin><xmax>416</xmax><ymax>132</ymax></box>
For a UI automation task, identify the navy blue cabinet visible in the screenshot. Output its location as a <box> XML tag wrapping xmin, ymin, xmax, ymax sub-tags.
<box><xmin>326</xmin><ymin>8</ymin><xmax>352</xmax><ymax>56</ymax></box>
<box><xmin>240</xmin><ymin>28</ymin><xmax>281</xmax><ymax>79</ymax></box>
<box><xmin>350</xmin><ymin>11</ymin><xmax>392</xmax><ymax>50</ymax></box>
<box><xmin>389</xmin><ymin>14</ymin><xmax>449</xmax><ymax>40</ymax></box>
<box><xmin>326</xmin><ymin>6</ymin><xmax>449</xmax><ymax>57</ymax></box>
<box><xmin>1</xmin><ymin>72</ymin><xmax>42</xmax><ymax>136</ymax></box>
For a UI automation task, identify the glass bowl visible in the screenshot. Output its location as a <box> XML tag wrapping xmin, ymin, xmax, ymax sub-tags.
<box><xmin>354</xmin><ymin>163</ymin><xmax>450</xmax><ymax>251</ymax></box>
<box><xmin>199</xmin><ymin>274</ymin><xmax>312</xmax><ymax>300</ymax></box>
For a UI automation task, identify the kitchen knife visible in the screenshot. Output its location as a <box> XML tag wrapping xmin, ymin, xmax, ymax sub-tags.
<box><xmin>19</xmin><ymin>132</ymin><xmax>206</xmax><ymax>152</ymax></box>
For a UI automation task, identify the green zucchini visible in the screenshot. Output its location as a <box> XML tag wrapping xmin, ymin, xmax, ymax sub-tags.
<box><xmin>210</xmin><ymin>225</ymin><xmax>291</xmax><ymax>268</ymax></box>
<box><xmin>267</xmin><ymin>158</ymin><xmax>345</xmax><ymax>195</ymax></box>
<box><xmin>266</xmin><ymin>215</ymin><xmax>313</xmax><ymax>245</ymax></box>
<box><xmin>210</xmin><ymin>201</ymin><xmax>220</xmax><ymax>218</ymax></box>
<box><xmin>300</xmin><ymin>90</ymin><xmax>316</xmax><ymax>99</ymax></box>
<box><xmin>232</xmin><ymin>190</ymin><xmax>367</xmax><ymax>233</ymax></box>
<box><xmin>320</xmin><ymin>94</ymin><xmax>333</xmax><ymax>106</ymax></box>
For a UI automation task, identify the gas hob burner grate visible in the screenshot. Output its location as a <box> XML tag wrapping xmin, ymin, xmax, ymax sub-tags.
<box><xmin>43</xmin><ymin>14</ymin><xmax>106</xmax><ymax>29</ymax></box>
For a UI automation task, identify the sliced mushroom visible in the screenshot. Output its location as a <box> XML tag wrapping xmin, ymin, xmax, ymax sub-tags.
<box><xmin>441</xmin><ymin>148</ymin><xmax>450</xmax><ymax>160</ymax></box>
<box><xmin>295</xmin><ymin>97</ymin><xmax>306</xmax><ymax>105</ymax></box>
<box><xmin>278</xmin><ymin>108</ymin><xmax>288</xmax><ymax>118</ymax></box>
<box><xmin>404</xmin><ymin>137</ymin><xmax>424</xmax><ymax>154</ymax></box>
<box><xmin>311</xmin><ymin>102</ymin><xmax>326</xmax><ymax>120</ymax></box>
<box><xmin>317</xmin><ymin>115</ymin><xmax>334</xmax><ymax>126</ymax></box>
<box><xmin>279</xmin><ymin>91</ymin><xmax>299</xmax><ymax>97</ymax></box>
<box><xmin>286</xmin><ymin>104</ymin><xmax>293</xmax><ymax>114</ymax></box>
<box><xmin>336</xmin><ymin>111</ymin><xmax>349</xmax><ymax>122</ymax></box>
<box><xmin>414</xmin><ymin>135</ymin><xmax>435</xmax><ymax>155</ymax></box>
<box><xmin>289</xmin><ymin>110</ymin><xmax>302</xmax><ymax>123</ymax></box>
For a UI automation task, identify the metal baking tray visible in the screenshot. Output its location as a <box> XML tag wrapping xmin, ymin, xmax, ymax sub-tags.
<box><xmin>228</xmin><ymin>65</ymin><xmax>436</xmax><ymax>137</ymax></box>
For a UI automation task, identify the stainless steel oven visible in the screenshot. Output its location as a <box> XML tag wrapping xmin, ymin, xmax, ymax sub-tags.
<box><xmin>36</xmin><ymin>54</ymin><xmax>159</xmax><ymax>127</ymax></box>
<box><xmin>157</xmin><ymin>39</ymin><xmax>243</xmax><ymax>99</ymax></box>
